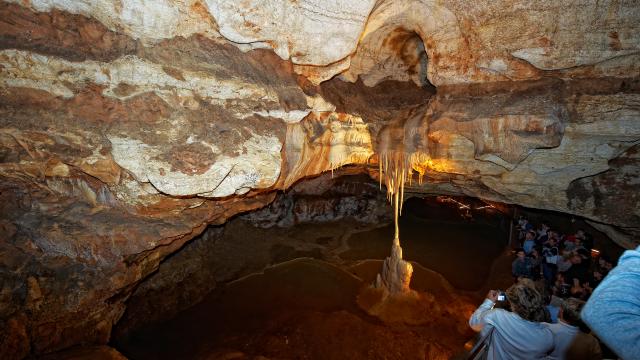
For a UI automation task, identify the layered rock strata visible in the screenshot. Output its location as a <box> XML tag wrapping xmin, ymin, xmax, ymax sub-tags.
<box><xmin>367</xmin><ymin>78</ymin><xmax>640</xmax><ymax>242</ymax></box>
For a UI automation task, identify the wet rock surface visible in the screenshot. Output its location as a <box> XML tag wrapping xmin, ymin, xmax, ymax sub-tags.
<box><xmin>116</xmin><ymin>258</ymin><xmax>476</xmax><ymax>360</ymax></box>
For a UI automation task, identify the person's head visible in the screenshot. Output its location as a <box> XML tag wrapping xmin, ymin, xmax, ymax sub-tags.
<box><xmin>506</xmin><ymin>280</ymin><xmax>547</xmax><ymax>322</ymax></box>
<box><xmin>548</xmin><ymin>237</ymin><xmax>557</xmax><ymax>246</ymax></box>
<box><xmin>530</xmin><ymin>247</ymin><xmax>540</xmax><ymax>257</ymax></box>
<box><xmin>560</xmin><ymin>298</ymin><xmax>582</xmax><ymax>325</ymax></box>
<box><xmin>576</xmin><ymin>229</ymin><xmax>585</xmax><ymax>239</ymax></box>
<box><xmin>560</xmin><ymin>298</ymin><xmax>589</xmax><ymax>331</ymax></box>
<box><xmin>515</xmin><ymin>248</ymin><xmax>525</xmax><ymax>259</ymax></box>
<box><xmin>575</xmin><ymin>237</ymin><xmax>583</xmax><ymax>246</ymax></box>
<box><xmin>570</xmin><ymin>252</ymin><xmax>582</xmax><ymax>264</ymax></box>
<box><xmin>577</xmin><ymin>248</ymin><xmax>590</xmax><ymax>262</ymax></box>
<box><xmin>598</xmin><ymin>257</ymin><xmax>606</xmax><ymax>266</ymax></box>
<box><xmin>526</xmin><ymin>231</ymin><xmax>535</xmax><ymax>240</ymax></box>
<box><xmin>593</xmin><ymin>270</ymin><xmax>603</xmax><ymax>281</ymax></box>
<box><xmin>540</xmin><ymin>221</ymin><xmax>549</xmax><ymax>230</ymax></box>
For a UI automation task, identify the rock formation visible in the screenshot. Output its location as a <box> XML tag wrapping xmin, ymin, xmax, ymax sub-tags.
<box><xmin>0</xmin><ymin>0</ymin><xmax>639</xmax><ymax>357</ymax></box>
<box><xmin>375</xmin><ymin>237</ymin><xmax>413</xmax><ymax>295</ymax></box>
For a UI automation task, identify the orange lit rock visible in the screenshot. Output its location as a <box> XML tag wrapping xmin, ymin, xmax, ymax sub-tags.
<box><xmin>278</xmin><ymin>112</ymin><xmax>374</xmax><ymax>188</ymax></box>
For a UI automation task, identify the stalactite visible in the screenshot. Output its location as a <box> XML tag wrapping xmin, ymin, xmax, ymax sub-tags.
<box><xmin>379</xmin><ymin>150</ymin><xmax>419</xmax><ymax>241</ymax></box>
<box><xmin>374</xmin><ymin>149</ymin><xmax>418</xmax><ymax>295</ymax></box>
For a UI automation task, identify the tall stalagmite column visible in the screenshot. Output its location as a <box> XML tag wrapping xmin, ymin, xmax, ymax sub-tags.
<box><xmin>375</xmin><ymin>180</ymin><xmax>413</xmax><ymax>294</ymax></box>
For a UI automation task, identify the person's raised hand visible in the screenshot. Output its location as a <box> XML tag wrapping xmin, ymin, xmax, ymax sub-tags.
<box><xmin>487</xmin><ymin>290</ymin><xmax>499</xmax><ymax>302</ymax></box>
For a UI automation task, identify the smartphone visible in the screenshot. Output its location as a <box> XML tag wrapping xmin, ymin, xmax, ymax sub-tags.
<box><xmin>497</xmin><ymin>292</ymin><xmax>506</xmax><ymax>301</ymax></box>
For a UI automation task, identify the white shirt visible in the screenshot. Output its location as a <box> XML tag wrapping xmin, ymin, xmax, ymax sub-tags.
<box><xmin>469</xmin><ymin>299</ymin><xmax>554</xmax><ymax>360</ymax></box>
<box><xmin>545</xmin><ymin>321</ymin><xmax>579</xmax><ymax>359</ymax></box>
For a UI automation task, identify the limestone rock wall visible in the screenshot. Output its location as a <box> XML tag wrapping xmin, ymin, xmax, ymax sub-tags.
<box><xmin>343</xmin><ymin>0</ymin><xmax>640</xmax><ymax>86</ymax></box>
<box><xmin>367</xmin><ymin>79</ymin><xmax>640</xmax><ymax>241</ymax></box>
<box><xmin>0</xmin><ymin>0</ymin><xmax>639</xmax><ymax>357</ymax></box>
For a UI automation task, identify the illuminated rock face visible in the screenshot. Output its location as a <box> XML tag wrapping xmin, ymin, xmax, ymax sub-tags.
<box><xmin>369</xmin><ymin>78</ymin><xmax>640</xmax><ymax>248</ymax></box>
<box><xmin>343</xmin><ymin>0</ymin><xmax>640</xmax><ymax>86</ymax></box>
<box><xmin>0</xmin><ymin>0</ymin><xmax>639</xmax><ymax>357</ymax></box>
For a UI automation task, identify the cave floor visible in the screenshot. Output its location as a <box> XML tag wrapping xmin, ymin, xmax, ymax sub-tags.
<box><xmin>117</xmin><ymin>258</ymin><xmax>476</xmax><ymax>360</ymax></box>
<box><xmin>115</xmin><ymin>202</ymin><xmax>511</xmax><ymax>360</ymax></box>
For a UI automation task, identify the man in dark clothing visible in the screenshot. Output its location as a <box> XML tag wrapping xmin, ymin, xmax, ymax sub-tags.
<box><xmin>512</xmin><ymin>248</ymin><xmax>533</xmax><ymax>280</ymax></box>
<box><xmin>542</xmin><ymin>242</ymin><xmax>559</xmax><ymax>284</ymax></box>
<box><xmin>528</xmin><ymin>247</ymin><xmax>543</xmax><ymax>280</ymax></box>
<box><xmin>564</xmin><ymin>254</ymin><xmax>588</xmax><ymax>283</ymax></box>
<box><xmin>536</xmin><ymin>222</ymin><xmax>550</xmax><ymax>246</ymax></box>
<box><xmin>563</xmin><ymin>251</ymin><xmax>591</xmax><ymax>298</ymax></box>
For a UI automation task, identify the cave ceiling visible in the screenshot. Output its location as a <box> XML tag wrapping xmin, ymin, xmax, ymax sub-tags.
<box><xmin>0</xmin><ymin>0</ymin><xmax>639</xmax><ymax>357</ymax></box>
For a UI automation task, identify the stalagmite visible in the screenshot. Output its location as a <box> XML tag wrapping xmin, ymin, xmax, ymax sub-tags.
<box><xmin>374</xmin><ymin>151</ymin><xmax>415</xmax><ymax>295</ymax></box>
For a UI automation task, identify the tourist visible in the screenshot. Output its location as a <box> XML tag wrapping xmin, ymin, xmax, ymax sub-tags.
<box><xmin>596</xmin><ymin>257</ymin><xmax>613</xmax><ymax>276</ymax></box>
<box><xmin>551</xmin><ymin>272</ymin><xmax>571</xmax><ymax>299</ymax></box>
<box><xmin>512</xmin><ymin>248</ymin><xmax>533</xmax><ymax>280</ymax></box>
<box><xmin>546</xmin><ymin>298</ymin><xmax>602</xmax><ymax>360</ymax></box>
<box><xmin>542</xmin><ymin>287</ymin><xmax>560</xmax><ymax>323</ymax></box>
<box><xmin>553</xmin><ymin>272</ymin><xmax>571</xmax><ymax>299</ymax></box>
<box><xmin>542</xmin><ymin>239</ymin><xmax>560</xmax><ymax>284</ymax></box>
<box><xmin>523</xmin><ymin>230</ymin><xmax>536</xmax><ymax>254</ymax></box>
<box><xmin>469</xmin><ymin>281</ymin><xmax>554</xmax><ymax>359</ymax></box>
<box><xmin>536</xmin><ymin>221</ymin><xmax>550</xmax><ymax>244</ymax></box>
<box><xmin>572</xmin><ymin>238</ymin><xmax>586</xmax><ymax>253</ymax></box>
<box><xmin>582</xmin><ymin>246</ymin><xmax>640</xmax><ymax>360</ymax></box>
<box><xmin>588</xmin><ymin>269</ymin><xmax>604</xmax><ymax>289</ymax></box>
<box><xmin>529</xmin><ymin>247</ymin><xmax>543</xmax><ymax>280</ymax></box>
<box><xmin>518</xmin><ymin>217</ymin><xmax>533</xmax><ymax>241</ymax></box>
<box><xmin>564</xmin><ymin>230</ymin><xmax>585</xmax><ymax>251</ymax></box>
<box><xmin>563</xmin><ymin>252</ymin><xmax>590</xmax><ymax>298</ymax></box>
<box><xmin>556</xmin><ymin>252</ymin><xmax>574</xmax><ymax>273</ymax></box>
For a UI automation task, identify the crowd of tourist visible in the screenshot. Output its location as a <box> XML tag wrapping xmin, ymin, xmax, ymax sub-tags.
<box><xmin>467</xmin><ymin>215</ymin><xmax>640</xmax><ymax>360</ymax></box>
<box><xmin>511</xmin><ymin>217</ymin><xmax>613</xmax><ymax>303</ymax></box>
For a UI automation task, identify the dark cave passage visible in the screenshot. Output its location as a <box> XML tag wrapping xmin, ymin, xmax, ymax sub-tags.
<box><xmin>111</xmin><ymin>180</ymin><xmax>627</xmax><ymax>360</ymax></box>
<box><xmin>343</xmin><ymin>196</ymin><xmax>509</xmax><ymax>290</ymax></box>
<box><xmin>112</xmin><ymin>192</ymin><xmax>513</xmax><ymax>359</ymax></box>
